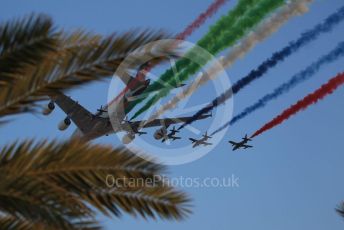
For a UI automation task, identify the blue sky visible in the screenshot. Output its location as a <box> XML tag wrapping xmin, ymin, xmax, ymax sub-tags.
<box><xmin>1</xmin><ymin>0</ymin><xmax>344</xmax><ymax>229</ymax></box>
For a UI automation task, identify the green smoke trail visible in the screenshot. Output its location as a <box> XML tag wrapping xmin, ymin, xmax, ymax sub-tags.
<box><xmin>131</xmin><ymin>0</ymin><xmax>284</xmax><ymax>119</ymax></box>
<box><xmin>150</xmin><ymin>0</ymin><xmax>261</xmax><ymax>90</ymax></box>
<box><xmin>168</xmin><ymin>0</ymin><xmax>284</xmax><ymax>88</ymax></box>
<box><xmin>125</xmin><ymin>0</ymin><xmax>261</xmax><ymax>114</ymax></box>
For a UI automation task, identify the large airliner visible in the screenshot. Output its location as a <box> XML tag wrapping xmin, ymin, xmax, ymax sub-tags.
<box><xmin>43</xmin><ymin>73</ymin><xmax>211</xmax><ymax>143</ymax></box>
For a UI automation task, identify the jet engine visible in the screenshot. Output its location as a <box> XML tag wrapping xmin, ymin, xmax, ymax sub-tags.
<box><xmin>122</xmin><ymin>133</ymin><xmax>135</xmax><ymax>144</ymax></box>
<box><xmin>58</xmin><ymin>117</ymin><xmax>71</xmax><ymax>131</ymax></box>
<box><xmin>42</xmin><ymin>101</ymin><xmax>55</xmax><ymax>115</ymax></box>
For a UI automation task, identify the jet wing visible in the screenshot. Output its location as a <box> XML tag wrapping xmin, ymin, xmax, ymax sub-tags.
<box><xmin>203</xmin><ymin>142</ymin><xmax>213</xmax><ymax>146</ymax></box>
<box><xmin>51</xmin><ymin>93</ymin><xmax>98</xmax><ymax>134</ymax></box>
<box><xmin>228</xmin><ymin>141</ymin><xmax>237</xmax><ymax>146</ymax></box>
<box><xmin>131</xmin><ymin>114</ymin><xmax>211</xmax><ymax>129</ymax></box>
<box><xmin>189</xmin><ymin>138</ymin><xmax>197</xmax><ymax>143</ymax></box>
<box><xmin>243</xmin><ymin>145</ymin><xmax>253</xmax><ymax>149</ymax></box>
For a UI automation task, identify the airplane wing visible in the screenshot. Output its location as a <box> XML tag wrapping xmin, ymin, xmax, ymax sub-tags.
<box><xmin>203</xmin><ymin>142</ymin><xmax>213</xmax><ymax>146</ymax></box>
<box><xmin>243</xmin><ymin>145</ymin><xmax>253</xmax><ymax>149</ymax></box>
<box><xmin>228</xmin><ymin>141</ymin><xmax>237</xmax><ymax>146</ymax></box>
<box><xmin>189</xmin><ymin>138</ymin><xmax>197</xmax><ymax>143</ymax></box>
<box><xmin>131</xmin><ymin>114</ymin><xmax>211</xmax><ymax>129</ymax></box>
<box><xmin>51</xmin><ymin>93</ymin><xmax>99</xmax><ymax>134</ymax></box>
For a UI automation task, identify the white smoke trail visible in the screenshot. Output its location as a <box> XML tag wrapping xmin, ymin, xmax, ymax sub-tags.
<box><xmin>142</xmin><ymin>0</ymin><xmax>312</xmax><ymax>126</ymax></box>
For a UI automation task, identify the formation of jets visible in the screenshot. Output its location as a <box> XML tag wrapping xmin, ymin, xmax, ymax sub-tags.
<box><xmin>161</xmin><ymin>126</ymin><xmax>181</xmax><ymax>143</ymax></box>
<box><xmin>43</xmin><ymin>70</ymin><xmax>254</xmax><ymax>151</ymax></box>
<box><xmin>43</xmin><ymin>73</ymin><xmax>211</xmax><ymax>143</ymax></box>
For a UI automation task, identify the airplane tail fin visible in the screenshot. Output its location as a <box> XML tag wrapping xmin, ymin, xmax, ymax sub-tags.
<box><xmin>203</xmin><ymin>131</ymin><xmax>212</xmax><ymax>139</ymax></box>
<box><xmin>243</xmin><ymin>134</ymin><xmax>252</xmax><ymax>141</ymax></box>
<box><xmin>170</xmin><ymin>126</ymin><xmax>179</xmax><ymax>133</ymax></box>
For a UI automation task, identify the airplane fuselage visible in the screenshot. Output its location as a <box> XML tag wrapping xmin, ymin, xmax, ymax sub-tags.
<box><xmin>51</xmin><ymin>77</ymin><xmax>211</xmax><ymax>144</ymax></box>
<box><xmin>229</xmin><ymin>137</ymin><xmax>252</xmax><ymax>151</ymax></box>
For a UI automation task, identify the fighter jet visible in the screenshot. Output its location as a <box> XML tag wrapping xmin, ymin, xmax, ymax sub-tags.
<box><xmin>161</xmin><ymin>126</ymin><xmax>181</xmax><ymax>143</ymax></box>
<box><xmin>228</xmin><ymin>134</ymin><xmax>253</xmax><ymax>151</ymax></box>
<box><xmin>122</xmin><ymin>117</ymin><xmax>147</xmax><ymax>136</ymax></box>
<box><xmin>43</xmin><ymin>73</ymin><xmax>211</xmax><ymax>143</ymax></box>
<box><xmin>189</xmin><ymin>132</ymin><xmax>213</xmax><ymax>148</ymax></box>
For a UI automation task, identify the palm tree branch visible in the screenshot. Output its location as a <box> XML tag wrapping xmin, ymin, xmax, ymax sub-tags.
<box><xmin>0</xmin><ymin>29</ymin><xmax>171</xmax><ymax>117</ymax></box>
<box><xmin>0</xmin><ymin>215</ymin><xmax>34</xmax><ymax>230</ymax></box>
<box><xmin>0</xmin><ymin>13</ymin><xmax>59</xmax><ymax>85</ymax></box>
<box><xmin>0</xmin><ymin>140</ymin><xmax>191</xmax><ymax>221</ymax></box>
<box><xmin>0</xmin><ymin>175</ymin><xmax>94</xmax><ymax>223</ymax></box>
<box><xmin>0</xmin><ymin>214</ymin><xmax>101</xmax><ymax>230</ymax></box>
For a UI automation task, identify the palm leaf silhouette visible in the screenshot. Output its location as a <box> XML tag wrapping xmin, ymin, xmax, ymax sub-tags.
<box><xmin>0</xmin><ymin>140</ymin><xmax>191</xmax><ymax>229</ymax></box>
<box><xmin>0</xmin><ymin>14</ymin><xmax>171</xmax><ymax>118</ymax></box>
<box><xmin>0</xmin><ymin>13</ymin><xmax>191</xmax><ymax>229</ymax></box>
<box><xmin>0</xmin><ymin>14</ymin><xmax>59</xmax><ymax>86</ymax></box>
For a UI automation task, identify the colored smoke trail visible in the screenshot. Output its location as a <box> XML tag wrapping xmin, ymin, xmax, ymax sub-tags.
<box><xmin>131</xmin><ymin>0</ymin><xmax>285</xmax><ymax>119</ymax></box>
<box><xmin>175</xmin><ymin>0</ymin><xmax>228</xmax><ymax>40</ymax></box>
<box><xmin>212</xmin><ymin>41</ymin><xmax>344</xmax><ymax>135</ymax></box>
<box><xmin>143</xmin><ymin>0</ymin><xmax>260</xmax><ymax>93</ymax></box>
<box><xmin>142</xmin><ymin>0</ymin><xmax>311</xmax><ymax>126</ymax></box>
<box><xmin>109</xmin><ymin>0</ymin><xmax>229</xmax><ymax>105</ymax></box>
<box><xmin>180</xmin><ymin>4</ymin><xmax>344</xmax><ymax>130</ymax></box>
<box><xmin>251</xmin><ymin>72</ymin><xmax>344</xmax><ymax>138</ymax></box>
<box><xmin>126</xmin><ymin>0</ymin><xmax>260</xmax><ymax>114</ymax></box>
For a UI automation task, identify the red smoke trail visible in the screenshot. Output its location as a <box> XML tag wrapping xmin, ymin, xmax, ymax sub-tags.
<box><xmin>175</xmin><ymin>0</ymin><xmax>227</xmax><ymax>40</ymax></box>
<box><xmin>109</xmin><ymin>0</ymin><xmax>228</xmax><ymax>105</ymax></box>
<box><xmin>251</xmin><ymin>72</ymin><xmax>344</xmax><ymax>138</ymax></box>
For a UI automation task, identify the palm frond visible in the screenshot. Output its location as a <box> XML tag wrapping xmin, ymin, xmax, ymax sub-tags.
<box><xmin>0</xmin><ymin>139</ymin><xmax>191</xmax><ymax>227</ymax></box>
<box><xmin>0</xmin><ymin>174</ymin><xmax>95</xmax><ymax>229</ymax></box>
<box><xmin>0</xmin><ymin>215</ymin><xmax>34</xmax><ymax>230</ymax></box>
<box><xmin>0</xmin><ymin>29</ymin><xmax>170</xmax><ymax>118</ymax></box>
<box><xmin>0</xmin><ymin>13</ymin><xmax>59</xmax><ymax>85</ymax></box>
<box><xmin>0</xmin><ymin>214</ymin><xmax>101</xmax><ymax>230</ymax></box>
